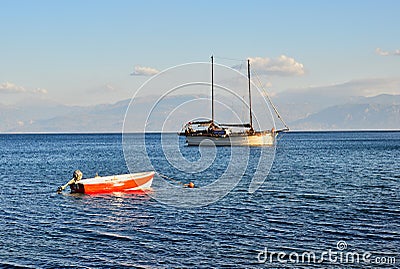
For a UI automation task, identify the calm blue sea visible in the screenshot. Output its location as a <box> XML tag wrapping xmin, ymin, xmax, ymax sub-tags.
<box><xmin>0</xmin><ymin>132</ymin><xmax>399</xmax><ymax>268</ymax></box>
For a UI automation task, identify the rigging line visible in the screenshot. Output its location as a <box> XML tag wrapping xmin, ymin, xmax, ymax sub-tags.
<box><xmin>240</xmin><ymin>95</ymin><xmax>246</xmax><ymax>124</ymax></box>
<box><xmin>157</xmin><ymin>172</ymin><xmax>184</xmax><ymax>185</ymax></box>
<box><xmin>213</xmin><ymin>56</ymin><xmax>246</xmax><ymax>62</ymax></box>
<box><xmin>213</xmin><ymin>56</ymin><xmax>247</xmax><ymax>73</ymax></box>
<box><xmin>252</xmin><ymin>69</ymin><xmax>290</xmax><ymax>130</ymax></box>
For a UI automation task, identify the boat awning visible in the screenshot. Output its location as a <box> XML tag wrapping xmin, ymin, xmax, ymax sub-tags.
<box><xmin>220</xmin><ymin>123</ymin><xmax>252</xmax><ymax>128</ymax></box>
<box><xmin>188</xmin><ymin>120</ymin><xmax>213</xmax><ymax>125</ymax></box>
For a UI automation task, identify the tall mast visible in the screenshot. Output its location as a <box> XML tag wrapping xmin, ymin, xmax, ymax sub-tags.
<box><xmin>247</xmin><ymin>59</ymin><xmax>253</xmax><ymax>130</ymax></box>
<box><xmin>211</xmin><ymin>55</ymin><xmax>214</xmax><ymax>124</ymax></box>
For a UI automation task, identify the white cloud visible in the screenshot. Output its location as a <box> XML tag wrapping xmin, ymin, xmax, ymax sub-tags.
<box><xmin>244</xmin><ymin>55</ymin><xmax>305</xmax><ymax>76</ymax></box>
<box><xmin>375</xmin><ymin>48</ymin><xmax>389</xmax><ymax>56</ymax></box>
<box><xmin>0</xmin><ymin>82</ymin><xmax>48</xmax><ymax>95</ymax></box>
<box><xmin>130</xmin><ymin>66</ymin><xmax>160</xmax><ymax>76</ymax></box>
<box><xmin>87</xmin><ymin>83</ymin><xmax>119</xmax><ymax>94</ymax></box>
<box><xmin>33</xmin><ymin>88</ymin><xmax>48</xmax><ymax>94</ymax></box>
<box><xmin>375</xmin><ymin>47</ymin><xmax>400</xmax><ymax>56</ymax></box>
<box><xmin>0</xmin><ymin>82</ymin><xmax>26</xmax><ymax>93</ymax></box>
<box><xmin>105</xmin><ymin>83</ymin><xmax>116</xmax><ymax>92</ymax></box>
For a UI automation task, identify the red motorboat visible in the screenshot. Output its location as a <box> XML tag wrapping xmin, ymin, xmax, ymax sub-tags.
<box><xmin>64</xmin><ymin>171</ymin><xmax>155</xmax><ymax>194</ymax></box>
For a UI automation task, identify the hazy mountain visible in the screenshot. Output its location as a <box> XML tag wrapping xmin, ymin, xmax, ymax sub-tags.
<box><xmin>273</xmin><ymin>93</ymin><xmax>400</xmax><ymax>130</ymax></box>
<box><xmin>2</xmin><ymin>93</ymin><xmax>399</xmax><ymax>133</ymax></box>
<box><xmin>290</xmin><ymin>103</ymin><xmax>400</xmax><ymax>130</ymax></box>
<box><xmin>0</xmin><ymin>101</ymin><xmax>76</xmax><ymax>132</ymax></box>
<box><xmin>3</xmin><ymin>95</ymin><xmax>211</xmax><ymax>133</ymax></box>
<box><xmin>349</xmin><ymin>94</ymin><xmax>400</xmax><ymax>105</ymax></box>
<box><xmin>4</xmin><ymin>99</ymin><xmax>130</xmax><ymax>133</ymax></box>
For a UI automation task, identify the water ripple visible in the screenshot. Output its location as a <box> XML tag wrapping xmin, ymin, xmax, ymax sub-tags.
<box><xmin>0</xmin><ymin>132</ymin><xmax>399</xmax><ymax>267</ymax></box>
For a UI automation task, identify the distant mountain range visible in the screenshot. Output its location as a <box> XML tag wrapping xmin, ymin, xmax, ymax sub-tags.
<box><xmin>1</xmin><ymin>93</ymin><xmax>399</xmax><ymax>133</ymax></box>
<box><xmin>0</xmin><ymin>99</ymin><xmax>129</xmax><ymax>133</ymax></box>
<box><xmin>277</xmin><ymin>94</ymin><xmax>400</xmax><ymax>130</ymax></box>
<box><xmin>290</xmin><ymin>103</ymin><xmax>400</xmax><ymax>130</ymax></box>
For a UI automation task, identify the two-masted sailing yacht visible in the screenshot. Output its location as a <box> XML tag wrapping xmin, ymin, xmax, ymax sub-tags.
<box><xmin>179</xmin><ymin>56</ymin><xmax>289</xmax><ymax>146</ymax></box>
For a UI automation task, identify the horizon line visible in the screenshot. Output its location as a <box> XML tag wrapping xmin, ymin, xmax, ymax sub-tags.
<box><xmin>1</xmin><ymin>129</ymin><xmax>400</xmax><ymax>135</ymax></box>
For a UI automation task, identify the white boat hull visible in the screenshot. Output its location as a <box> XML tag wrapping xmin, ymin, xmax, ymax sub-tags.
<box><xmin>185</xmin><ymin>132</ymin><xmax>277</xmax><ymax>146</ymax></box>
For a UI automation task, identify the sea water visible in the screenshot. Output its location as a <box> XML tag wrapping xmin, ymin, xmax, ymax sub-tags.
<box><xmin>0</xmin><ymin>132</ymin><xmax>399</xmax><ymax>268</ymax></box>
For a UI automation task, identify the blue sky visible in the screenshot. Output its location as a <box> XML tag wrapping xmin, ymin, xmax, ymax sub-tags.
<box><xmin>1</xmin><ymin>0</ymin><xmax>399</xmax><ymax>106</ymax></box>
